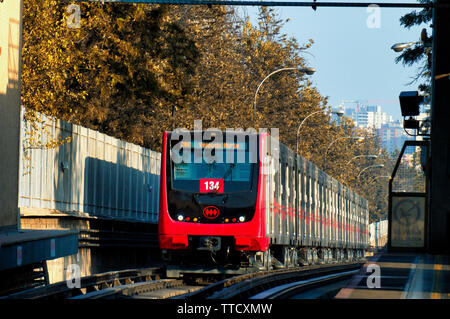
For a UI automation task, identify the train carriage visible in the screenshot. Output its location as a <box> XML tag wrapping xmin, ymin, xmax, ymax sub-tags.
<box><xmin>158</xmin><ymin>130</ymin><xmax>369</xmax><ymax>276</ymax></box>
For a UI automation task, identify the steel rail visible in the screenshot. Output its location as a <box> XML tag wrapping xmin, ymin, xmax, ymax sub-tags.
<box><xmin>72</xmin><ymin>278</ymin><xmax>185</xmax><ymax>299</ymax></box>
<box><xmin>249</xmin><ymin>269</ymin><xmax>359</xmax><ymax>298</ymax></box>
<box><xmin>2</xmin><ymin>267</ymin><xmax>163</xmax><ymax>299</ymax></box>
<box><xmin>179</xmin><ymin>262</ymin><xmax>362</xmax><ymax>299</ymax></box>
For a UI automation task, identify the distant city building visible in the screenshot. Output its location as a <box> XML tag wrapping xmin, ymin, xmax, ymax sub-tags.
<box><xmin>377</xmin><ymin>120</ymin><xmax>410</xmax><ymax>154</ymax></box>
<box><xmin>335</xmin><ymin>102</ymin><xmax>418</xmax><ymax>155</ymax></box>
<box><xmin>343</xmin><ymin>104</ymin><xmax>392</xmax><ymax>129</ymax></box>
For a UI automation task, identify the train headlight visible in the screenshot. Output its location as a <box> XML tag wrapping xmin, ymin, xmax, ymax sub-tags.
<box><xmin>239</xmin><ymin>216</ymin><xmax>245</xmax><ymax>222</ymax></box>
<box><xmin>177</xmin><ymin>214</ymin><xmax>184</xmax><ymax>221</ymax></box>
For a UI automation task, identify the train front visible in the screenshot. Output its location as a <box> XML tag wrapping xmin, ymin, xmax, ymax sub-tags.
<box><xmin>158</xmin><ymin>130</ymin><xmax>268</xmax><ymax>270</ymax></box>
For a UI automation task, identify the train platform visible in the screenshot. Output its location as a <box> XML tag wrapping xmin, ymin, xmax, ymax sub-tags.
<box><xmin>335</xmin><ymin>249</ymin><xmax>450</xmax><ymax>299</ymax></box>
<box><xmin>0</xmin><ymin>228</ymin><xmax>78</xmax><ymax>271</ymax></box>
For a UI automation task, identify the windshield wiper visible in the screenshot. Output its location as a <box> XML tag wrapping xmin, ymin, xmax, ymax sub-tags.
<box><xmin>221</xmin><ymin>163</ymin><xmax>235</xmax><ymax>183</ymax></box>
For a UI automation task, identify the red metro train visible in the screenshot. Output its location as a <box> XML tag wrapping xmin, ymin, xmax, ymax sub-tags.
<box><xmin>158</xmin><ymin>130</ymin><xmax>369</xmax><ymax>276</ymax></box>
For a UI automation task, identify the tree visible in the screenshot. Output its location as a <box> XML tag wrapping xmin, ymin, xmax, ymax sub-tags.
<box><xmin>394</xmin><ymin>0</ymin><xmax>433</xmax><ymax>93</ymax></box>
<box><xmin>22</xmin><ymin>2</ymin><xmax>386</xmax><ymax>221</ymax></box>
<box><xmin>22</xmin><ymin>1</ymin><xmax>200</xmax><ymax>149</ymax></box>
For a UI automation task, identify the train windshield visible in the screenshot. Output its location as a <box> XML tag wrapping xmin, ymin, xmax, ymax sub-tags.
<box><xmin>169</xmin><ymin>134</ymin><xmax>257</xmax><ymax>192</ymax></box>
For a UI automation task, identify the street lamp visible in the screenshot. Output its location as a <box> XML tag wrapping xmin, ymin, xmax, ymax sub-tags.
<box><xmin>391</xmin><ymin>41</ymin><xmax>420</xmax><ymax>52</ymax></box>
<box><xmin>367</xmin><ymin>175</ymin><xmax>391</xmax><ymax>185</ymax></box>
<box><xmin>252</xmin><ymin>66</ymin><xmax>316</xmax><ymax>122</ymax></box>
<box><xmin>346</xmin><ymin>154</ymin><xmax>378</xmax><ymax>166</ymax></box>
<box><xmin>296</xmin><ymin>109</ymin><xmax>344</xmax><ymax>154</ymax></box>
<box><xmin>357</xmin><ymin>164</ymin><xmax>384</xmax><ymax>180</ymax></box>
<box><xmin>323</xmin><ymin>136</ymin><xmax>365</xmax><ymax>171</ymax></box>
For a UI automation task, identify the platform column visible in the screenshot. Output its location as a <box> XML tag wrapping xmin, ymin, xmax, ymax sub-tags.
<box><xmin>429</xmin><ymin>0</ymin><xmax>450</xmax><ymax>253</ymax></box>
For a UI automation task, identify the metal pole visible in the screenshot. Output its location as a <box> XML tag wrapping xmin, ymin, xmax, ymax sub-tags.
<box><xmin>429</xmin><ymin>0</ymin><xmax>450</xmax><ymax>253</ymax></box>
<box><xmin>323</xmin><ymin>136</ymin><xmax>363</xmax><ymax>171</ymax></box>
<box><xmin>253</xmin><ymin>67</ymin><xmax>314</xmax><ymax>124</ymax></box>
<box><xmin>345</xmin><ymin>154</ymin><xmax>378</xmax><ymax>166</ymax></box>
<box><xmin>252</xmin><ymin>67</ymin><xmax>298</xmax><ymax>123</ymax></box>
<box><xmin>357</xmin><ymin>164</ymin><xmax>384</xmax><ymax>180</ymax></box>
<box><xmin>296</xmin><ymin>110</ymin><xmax>326</xmax><ymax>154</ymax></box>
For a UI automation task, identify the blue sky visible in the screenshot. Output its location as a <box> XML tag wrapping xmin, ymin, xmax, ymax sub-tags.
<box><xmin>244</xmin><ymin>1</ymin><xmax>427</xmax><ymax>120</ymax></box>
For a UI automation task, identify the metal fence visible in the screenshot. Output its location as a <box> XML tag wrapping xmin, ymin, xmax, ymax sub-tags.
<box><xmin>391</xmin><ymin>144</ymin><xmax>427</xmax><ymax>193</ymax></box>
<box><xmin>19</xmin><ymin>113</ymin><xmax>161</xmax><ymax>223</ymax></box>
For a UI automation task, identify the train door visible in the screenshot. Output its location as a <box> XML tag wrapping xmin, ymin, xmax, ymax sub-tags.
<box><xmin>265</xmin><ymin>148</ymin><xmax>274</xmax><ymax>241</ymax></box>
<box><xmin>331</xmin><ymin>181</ymin><xmax>337</xmax><ymax>247</ymax></box>
<box><xmin>280</xmin><ymin>161</ymin><xmax>287</xmax><ymax>244</ymax></box>
<box><xmin>328</xmin><ymin>184</ymin><xmax>333</xmax><ymax>247</ymax></box>
<box><xmin>275</xmin><ymin>157</ymin><xmax>282</xmax><ymax>244</ymax></box>
<box><xmin>325</xmin><ymin>181</ymin><xmax>329</xmax><ymax>247</ymax></box>
<box><xmin>305</xmin><ymin>163</ymin><xmax>311</xmax><ymax>247</ymax></box>
<box><xmin>318</xmin><ymin>174</ymin><xmax>324</xmax><ymax>246</ymax></box>
<box><xmin>350</xmin><ymin>194</ymin><xmax>354</xmax><ymax>249</ymax></box>
<box><xmin>313</xmin><ymin>170</ymin><xmax>318</xmax><ymax>245</ymax></box>
<box><xmin>318</xmin><ymin>175</ymin><xmax>322</xmax><ymax>246</ymax></box>
<box><xmin>309</xmin><ymin>167</ymin><xmax>315</xmax><ymax>245</ymax></box>
<box><xmin>289</xmin><ymin>160</ymin><xmax>295</xmax><ymax>244</ymax></box>
<box><xmin>337</xmin><ymin>188</ymin><xmax>344</xmax><ymax>248</ymax></box>
<box><xmin>292</xmin><ymin>161</ymin><xmax>298</xmax><ymax>245</ymax></box>
<box><xmin>284</xmin><ymin>161</ymin><xmax>290</xmax><ymax>244</ymax></box>
<box><xmin>299</xmin><ymin>159</ymin><xmax>306</xmax><ymax>246</ymax></box>
<box><xmin>325</xmin><ymin>181</ymin><xmax>330</xmax><ymax>248</ymax></box>
<box><xmin>344</xmin><ymin>190</ymin><xmax>348</xmax><ymax>248</ymax></box>
<box><xmin>345</xmin><ymin>192</ymin><xmax>350</xmax><ymax>249</ymax></box>
<box><xmin>357</xmin><ymin>200</ymin><xmax>362</xmax><ymax>249</ymax></box>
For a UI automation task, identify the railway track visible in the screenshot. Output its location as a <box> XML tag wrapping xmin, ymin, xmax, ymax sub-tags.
<box><xmin>1</xmin><ymin>267</ymin><xmax>164</xmax><ymax>299</ymax></box>
<box><xmin>177</xmin><ymin>261</ymin><xmax>362</xmax><ymax>299</ymax></box>
<box><xmin>1</xmin><ymin>261</ymin><xmax>362</xmax><ymax>299</ymax></box>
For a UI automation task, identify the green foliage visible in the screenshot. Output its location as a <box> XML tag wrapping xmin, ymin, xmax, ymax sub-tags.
<box><xmin>395</xmin><ymin>0</ymin><xmax>433</xmax><ymax>93</ymax></box>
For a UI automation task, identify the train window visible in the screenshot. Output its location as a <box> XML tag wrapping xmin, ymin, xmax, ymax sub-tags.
<box><xmin>170</xmin><ymin>135</ymin><xmax>257</xmax><ymax>192</ymax></box>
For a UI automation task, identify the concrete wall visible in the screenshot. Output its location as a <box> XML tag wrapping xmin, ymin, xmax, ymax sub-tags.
<box><xmin>20</xmin><ymin>215</ymin><xmax>160</xmax><ymax>284</ymax></box>
<box><xmin>0</xmin><ymin>0</ymin><xmax>23</xmax><ymax>229</ymax></box>
<box><xmin>18</xmin><ymin>115</ymin><xmax>162</xmax><ymax>283</ymax></box>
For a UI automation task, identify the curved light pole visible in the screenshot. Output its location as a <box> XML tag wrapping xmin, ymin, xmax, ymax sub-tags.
<box><xmin>346</xmin><ymin>154</ymin><xmax>378</xmax><ymax>166</ymax></box>
<box><xmin>252</xmin><ymin>66</ymin><xmax>316</xmax><ymax>122</ymax></box>
<box><xmin>391</xmin><ymin>41</ymin><xmax>420</xmax><ymax>52</ymax></box>
<box><xmin>296</xmin><ymin>109</ymin><xmax>344</xmax><ymax>154</ymax></box>
<box><xmin>323</xmin><ymin>136</ymin><xmax>365</xmax><ymax>171</ymax></box>
<box><xmin>367</xmin><ymin>175</ymin><xmax>391</xmax><ymax>185</ymax></box>
<box><xmin>357</xmin><ymin>164</ymin><xmax>384</xmax><ymax>180</ymax></box>
<box><xmin>391</xmin><ymin>39</ymin><xmax>432</xmax><ymax>53</ymax></box>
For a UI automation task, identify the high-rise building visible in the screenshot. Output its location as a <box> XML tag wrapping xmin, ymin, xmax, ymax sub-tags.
<box><xmin>336</xmin><ymin>103</ymin><xmax>409</xmax><ymax>155</ymax></box>
<box><xmin>377</xmin><ymin>120</ymin><xmax>410</xmax><ymax>154</ymax></box>
<box><xmin>345</xmin><ymin>104</ymin><xmax>391</xmax><ymax>129</ymax></box>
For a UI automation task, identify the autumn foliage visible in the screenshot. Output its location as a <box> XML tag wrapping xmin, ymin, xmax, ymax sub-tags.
<box><xmin>21</xmin><ymin>1</ymin><xmax>390</xmax><ymax>221</ymax></box>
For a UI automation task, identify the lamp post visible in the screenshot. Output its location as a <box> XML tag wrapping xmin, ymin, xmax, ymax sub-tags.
<box><xmin>346</xmin><ymin>154</ymin><xmax>378</xmax><ymax>166</ymax></box>
<box><xmin>357</xmin><ymin>164</ymin><xmax>384</xmax><ymax>180</ymax></box>
<box><xmin>323</xmin><ymin>136</ymin><xmax>365</xmax><ymax>171</ymax></box>
<box><xmin>368</xmin><ymin>175</ymin><xmax>391</xmax><ymax>184</ymax></box>
<box><xmin>391</xmin><ymin>41</ymin><xmax>420</xmax><ymax>52</ymax></box>
<box><xmin>296</xmin><ymin>109</ymin><xmax>344</xmax><ymax>154</ymax></box>
<box><xmin>252</xmin><ymin>66</ymin><xmax>316</xmax><ymax>122</ymax></box>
